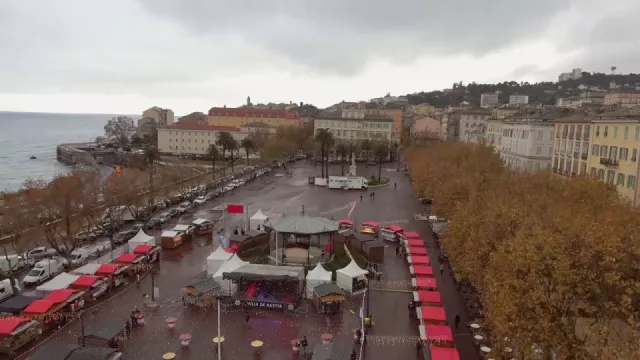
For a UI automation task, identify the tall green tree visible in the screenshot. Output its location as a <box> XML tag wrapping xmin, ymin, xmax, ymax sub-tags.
<box><xmin>142</xmin><ymin>145</ymin><xmax>159</xmax><ymax>197</ymax></box>
<box><xmin>215</xmin><ymin>132</ymin><xmax>235</xmax><ymax>175</ymax></box>
<box><xmin>240</xmin><ymin>137</ymin><xmax>255</xmax><ymax>165</ymax></box>
<box><xmin>372</xmin><ymin>141</ymin><xmax>390</xmax><ymax>181</ymax></box>
<box><xmin>360</xmin><ymin>139</ymin><xmax>372</xmax><ymax>167</ymax></box>
<box><xmin>314</xmin><ymin>129</ymin><xmax>334</xmax><ymax>178</ymax></box>
<box><xmin>226</xmin><ymin>137</ymin><xmax>239</xmax><ymax>173</ymax></box>
<box><xmin>206</xmin><ymin>144</ymin><xmax>220</xmax><ymax>181</ymax></box>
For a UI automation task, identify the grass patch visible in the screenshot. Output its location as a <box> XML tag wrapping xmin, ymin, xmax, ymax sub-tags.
<box><xmin>368</xmin><ymin>176</ymin><xmax>389</xmax><ymax>186</ymax></box>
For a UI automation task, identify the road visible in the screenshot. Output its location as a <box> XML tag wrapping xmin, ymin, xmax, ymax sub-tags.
<box><xmin>11</xmin><ymin>161</ymin><xmax>479</xmax><ymax>360</ymax></box>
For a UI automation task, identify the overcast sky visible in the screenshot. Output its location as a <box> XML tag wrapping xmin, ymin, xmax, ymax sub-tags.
<box><xmin>0</xmin><ymin>0</ymin><xmax>638</xmax><ymax>114</ymax></box>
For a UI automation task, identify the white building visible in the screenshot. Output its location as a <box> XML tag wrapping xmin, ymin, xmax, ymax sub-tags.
<box><xmin>480</xmin><ymin>93</ymin><xmax>499</xmax><ymax>107</ymax></box>
<box><xmin>157</xmin><ymin>122</ymin><xmax>247</xmax><ymax>155</ymax></box>
<box><xmin>142</xmin><ymin>106</ymin><xmax>175</xmax><ymax>127</ymax></box>
<box><xmin>558</xmin><ymin>68</ymin><xmax>582</xmax><ymax>82</ymax></box>
<box><xmin>484</xmin><ymin>118</ymin><xmax>503</xmax><ymax>152</ymax></box>
<box><xmin>509</xmin><ymin>94</ymin><xmax>529</xmax><ymax>105</ymax></box>
<box><xmin>499</xmin><ymin>116</ymin><xmax>555</xmax><ymax>172</ymax></box>
<box><xmin>313</xmin><ymin>108</ymin><xmax>393</xmax><ymax>142</ymax></box>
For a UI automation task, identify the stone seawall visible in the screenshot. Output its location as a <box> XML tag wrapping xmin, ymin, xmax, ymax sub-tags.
<box><xmin>56</xmin><ymin>143</ymin><xmax>138</xmax><ymax>167</ymax></box>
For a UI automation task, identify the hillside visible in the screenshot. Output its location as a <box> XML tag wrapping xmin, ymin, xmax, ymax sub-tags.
<box><xmin>406</xmin><ymin>73</ymin><xmax>640</xmax><ymax>108</ymax></box>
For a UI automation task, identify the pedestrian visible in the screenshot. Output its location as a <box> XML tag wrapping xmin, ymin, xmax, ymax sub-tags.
<box><xmin>360</xmin><ymin>194</ymin><xmax>363</xmax><ymax>202</ymax></box>
<box><xmin>301</xmin><ymin>335</ymin><xmax>308</xmax><ymax>354</ymax></box>
<box><xmin>355</xmin><ymin>329</ymin><xmax>362</xmax><ymax>344</ymax></box>
<box><xmin>416</xmin><ymin>340</ymin><xmax>423</xmax><ymax>354</ymax></box>
<box><xmin>394</xmin><ymin>182</ymin><xmax>397</xmax><ymax>189</ymax></box>
<box><xmin>372</xmin><ymin>192</ymin><xmax>375</xmax><ymax>199</ymax></box>
<box><xmin>136</xmin><ymin>273</ymin><xmax>140</xmax><ymax>283</ymax></box>
<box><xmin>241</xmin><ymin>228</ymin><xmax>245</xmax><ymax>236</ymax></box>
<box><xmin>182</xmin><ymin>295</ymin><xmax>186</xmax><ymax>307</ymax></box>
<box><xmin>233</xmin><ymin>227</ymin><xmax>239</xmax><ymax>235</ymax></box>
<box><xmin>125</xmin><ymin>320</ymin><xmax>131</xmax><ymax>339</ymax></box>
<box><xmin>454</xmin><ymin>314</ymin><xmax>460</xmax><ymax>329</ymax></box>
<box><xmin>408</xmin><ymin>300</ymin><xmax>416</xmax><ymax>313</ymax></box>
<box><xmin>244</xmin><ymin>313</ymin><xmax>250</xmax><ymax>327</ymax></box>
<box><xmin>439</xmin><ymin>264</ymin><xmax>444</xmax><ymax>275</ymax></box>
<box><xmin>350</xmin><ymin>350</ymin><xmax>357</xmax><ymax>360</ymax></box>
<box><xmin>395</xmin><ymin>246</ymin><xmax>400</xmax><ymax>256</ymax></box>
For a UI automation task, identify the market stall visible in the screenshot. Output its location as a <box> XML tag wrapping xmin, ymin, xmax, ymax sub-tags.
<box><xmin>133</xmin><ymin>244</ymin><xmax>160</xmax><ymax>263</ymax></box>
<box><xmin>401</xmin><ymin>231</ymin><xmax>421</xmax><ymax>240</ymax></box>
<box><xmin>95</xmin><ymin>264</ymin><xmax>127</xmax><ymax>288</ymax></box>
<box><xmin>66</xmin><ymin>347</ymin><xmax>124</xmax><ymax>360</ymax></box>
<box><xmin>78</xmin><ymin>322</ymin><xmax>126</xmax><ymax>351</ymax></box>
<box><xmin>212</xmin><ymin>254</ymin><xmax>248</xmax><ymax>295</ymax></box>
<box><xmin>0</xmin><ymin>317</ymin><xmax>41</xmax><ymax>356</ymax></box>
<box><xmin>114</xmin><ymin>253</ymin><xmax>143</xmax><ymax>270</ymax></box>
<box><xmin>312</xmin><ymin>283</ymin><xmax>345</xmax><ymax>315</ymax></box>
<box><xmin>0</xmin><ymin>295</ymin><xmax>40</xmax><ymax>316</ymax></box>
<box><xmin>305</xmin><ymin>263</ymin><xmax>332</xmax><ymax>299</ymax></box>
<box><xmin>404</xmin><ymin>239</ymin><xmax>425</xmax><ymax>247</ymax></box>
<box><xmin>35</xmin><ymin>273</ymin><xmax>80</xmax><ymax>297</ymax></box>
<box><xmin>193</xmin><ymin>218</ymin><xmax>215</xmax><ymax>235</ymax></box>
<box><xmin>69</xmin><ymin>275</ymin><xmax>109</xmax><ymax>300</ymax></box>
<box><xmin>183</xmin><ymin>278</ymin><xmax>220</xmax><ymax>308</ymax></box>
<box><xmin>407</xmin><ymin>246</ymin><xmax>428</xmax><ymax>256</ymax></box>
<box><xmin>127</xmin><ymin>230</ymin><xmax>156</xmax><ymax>253</ymax></box>
<box><xmin>345</xmin><ymin>232</ymin><xmax>375</xmax><ymax>252</ymax></box>
<box><xmin>419</xmin><ymin>325</ymin><xmax>454</xmax><ymax>347</ymax></box>
<box><xmin>407</xmin><ymin>255</ymin><xmax>430</xmax><ymax>265</ymax></box>
<box><xmin>70</xmin><ymin>263</ymin><xmax>101</xmax><ymax>276</ymax></box>
<box><xmin>410</xmin><ymin>265</ymin><xmax>434</xmax><ymax>278</ymax></box>
<box><xmin>362</xmin><ymin>239</ymin><xmax>385</xmax><ymax>264</ymax></box>
<box><xmin>227</xmin><ymin>230</ymin><xmax>269</xmax><ymax>253</ymax></box>
<box><xmin>359</xmin><ymin>221</ymin><xmax>380</xmax><ymax>235</ymax></box>
<box><xmin>413</xmin><ymin>290</ymin><xmax>442</xmax><ymax>306</ymax></box>
<box><xmin>337</xmin><ymin>219</ymin><xmax>353</xmax><ymax>231</ymax></box>
<box><xmin>381</xmin><ymin>224</ymin><xmax>404</xmax><ymax>242</ymax></box>
<box><xmin>416</xmin><ymin>306</ymin><xmax>447</xmax><ymax>326</ymax></box>
<box><xmin>45</xmin><ymin>289</ymin><xmax>85</xmax><ymax>313</ymax></box>
<box><xmin>428</xmin><ymin>346</ymin><xmax>460</xmax><ymax>360</ymax></box>
<box><xmin>412</xmin><ymin>277</ymin><xmax>438</xmax><ymax>290</ymax></box>
<box><xmin>336</xmin><ymin>260</ymin><xmax>368</xmax><ymax>293</ymax></box>
<box><xmin>207</xmin><ymin>246</ymin><xmax>233</xmax><ymax>276</ymax></box>
<box><xmin>22</xmin><ymin>300</ymin><xmax>66</xmax><ymax>331</ymax></box>
<box><xmin>161</xmin><ymin>230</ymin><xmax>185</xmax><ymax>249</ymax></box>
<box><xmin>249</xmin><ymin>210</ymin><xmax>269</xmax><ymax>231</ymax></box>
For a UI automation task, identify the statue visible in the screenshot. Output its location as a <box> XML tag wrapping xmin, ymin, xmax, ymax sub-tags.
<box><xmin>349</xmin><ymin>153</ymin><xmax>357</xmax><ymax>176</ymax></box>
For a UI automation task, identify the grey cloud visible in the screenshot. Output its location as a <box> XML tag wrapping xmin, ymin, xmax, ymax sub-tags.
<box><xmin>134</xmin><ymin>0</ymin><xmax>571</xmax><ymax>75</ymax></box>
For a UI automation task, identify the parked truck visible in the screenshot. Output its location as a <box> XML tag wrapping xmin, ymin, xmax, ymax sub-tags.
<box><xmin>328</xmin><ymin>176</ymin><xmax>368</xmax><ymax>190</ymax></box>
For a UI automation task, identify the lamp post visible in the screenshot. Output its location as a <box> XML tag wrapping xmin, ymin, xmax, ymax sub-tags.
<box><xmin>217</xmin><ymin>297</ymin><xmax>221</xmax><ymax>360</ymax></box>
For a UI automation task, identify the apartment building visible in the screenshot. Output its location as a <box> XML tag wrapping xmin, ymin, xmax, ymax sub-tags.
<box><xmin>588</xmin><ymin>107</ymin><xmax>640</xmax><ymax>205</ymax></box>
<box><xmin>551</xmin><ymin>115</ymin><xmax>591</xmax><ymax>176</ymax></box>
<box><xmin>509</xmin><ymin>94</ymin><xmax>529</xmax><ymax>105</ymax></box>
<box><xmin>499</xmin><ymin>114</ymin><xmax>556</xmax><ymax>172</ymax></box>
<box><xmin>603</xmin><ymin>92</ymin><xmax>640</xmax><ymax>107</ymax></box>
<box><xmin>142</xmin><ymin>106</ymin><xmax>175</xmax><ymax>127</ymax></box>
<box><xmin>480</xmin><ymin>93</ymin><xmax>499</xmax><ymax>107</ymax></box>
<box><xmin>484</xmin><ymin>118</ymin><xmax>503</xmax><ymax>152</ymax></box>
<box><xmin>157</xmin><ymin>122</ymin><xmax>246</xmax><ymax>155</ymax></box>
<box><xmin>413</xmin><ymin>103</ymin><xmax>436</xmax><ymax>117</ymax></box>
<box><xmin>411</xmin><ymin>116</ymin><xmax>441</xmax><ymax>139</ymax></box>
<box><xmin>446</xmin><ymin>109</ymin><xmax>490</xmax><ymax>141</ymax></box>
<box><xmin>207</xmin><ymin>107</ymin><xmax>301</xmax><ymax>128</ymax></box>
<box><xmin>366</xmin><ymin>106</ymin><xmax>403</xmax><ymax>142</ymax></box>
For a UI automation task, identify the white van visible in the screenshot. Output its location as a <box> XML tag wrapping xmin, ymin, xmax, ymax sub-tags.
<box><xmin>0</xmin><ymin>255</ymin><xmax>28</xmax><ymax>274</ymax></box>
<box><xmin>22</xmin><ymin>259</ymin><xmax>64</xmax><ymax>287</ymax></box>
<box><xmin>0</xmin><ymin>279</ymin><xmax>21</xmax><ymax>302</ymax></box>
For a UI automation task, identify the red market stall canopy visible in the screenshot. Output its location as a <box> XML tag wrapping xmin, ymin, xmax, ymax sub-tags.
<box><xmin>23</xmin><ymin>300</ymin><xmax>55</xmax><ymax>314</ymax></box>
<box><xmin>0</xmin><ymin>317</ymin><xmax>30</xmax><ymax>335</ymax></box>
<box><xmin>72</xmin><ymin>275</ymin><xmax>101</xmax><ymax>288</ymax></box>
<box><xmin>413</xmin><ymin>277</ymin><xmax>438</xmax><ymax>290</ymax></box>
<box><xmin>385</xmin><ymin>224</ymin><xmax>404</xmax><ymax>232</ymax></box>
<box><xmin>338</xmin><ymin>219</ymin><xmax>353</xmax><ymax>225</ymax></box>
<box><xmin>115</xmin><ymin>253</ymin><xmax>140</xmax><ymax>264</ymax></box>
<box><xmin>428</xmin><ymin>346</ymin><xmax>460</xmax><ymax>360</ymax></box>
<box><xmin>407</xmin><ymin>247</ymin><xmax>427</xmax><ymax>256</ymax></box>
<box><xmin>417</xmin><ymin>306</ymin><xmax>447</xmax><ymax>322</ymax></box>
<box><xmin>421</xmin><ymin>325</ymin><xmax>454</xmax><ymax>344</ymax></box>
<box><xmin>408</xmin><ymin>255</ymin><xmax>430</xmax><ymax>265</ymax></box>
<box><xmin>45</xmin><ymin>289</ymin><xmax>79</xmax><ymax>304</ymax></box>
<box><xmin>96</xmin><ymin>263</ymin><xmax>121</xmax><ymax>275</ymax></box>
<box><xmin>411</xmin><ymin>266</ymin><xmax>434</xmax><ymax>277</ymax></box>
<box><xmin>403</xmin><ymin>231</ymin><xmax>420</xmax><ymax>239</ymax></box>
<box><xmin>414</xmin><ymin>291</ymin><xmax>442</xmax><ymax>305</ymax></box>
<box><xmin>406</xmin><ymin>239</ymin><xmax>425</xmax><ymax>247</ymax></box>
<box><xmin>133</xmin><ymin>245</ymin><xmax>155</xmax><ymax>255</ymax></box>
<box><xmin>362</xmin><ymin>221</ymin><xmax>380</xmax><ymax>227</ymax></box>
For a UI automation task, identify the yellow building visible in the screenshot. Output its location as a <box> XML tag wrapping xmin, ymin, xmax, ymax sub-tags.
<box><xmin>588</xmin><ymin>107</ymin><xmax>640</xmax><ymax>205</ymax></box>
<box><xmin>207</xmin><ymin>107</ymin><xmax>301</xmax><ymax>128</ymax></box>
<box><xmin>551</xmin><ymin>114</ymin><xmax>591</xmax><ymax>177</ymax></box>
<box><xmin>413</xmin><ymin>103</ymin><xmax>436</xmax><ymax>117</ymax></box>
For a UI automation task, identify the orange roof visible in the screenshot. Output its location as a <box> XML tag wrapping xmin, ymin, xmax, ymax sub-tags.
<box><xmin>208</xmin><ymin>107</ymin><xmax>300</xmax><ymax>119</ymax></box>
<box><xmin>166</xmin><ymin>122</ymin><xmax>241</xmax><ymax>132</ymax></box>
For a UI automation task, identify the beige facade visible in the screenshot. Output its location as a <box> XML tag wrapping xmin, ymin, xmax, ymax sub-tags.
<box><xmin>604</xmin><ymin>92</ymin><xmax>640</xmax><ymax>107</ymax></box>
<box><xmin>314</xmin><ymin>109</ymin><xmax>393</xmax><ymax>142</ymax></box>
<box><xmin>411</xmin><ymin>116</ymin><xmax>441</xmax><ymax>138</ymax></box>
<box><xmin>484</xmin><ymin>118</ymin><xmax>503</xmax><ymax>152</ymax></box>
<box><xmin>551</xmin><ymin>116</ymin><xmax>591</xmax><ymax>177</ymax></box>
<box><xmin>413</xmin><ymin>103</ymin><xmax>436</xmax><ymax>117</ymax></box>
<box><xmin>142</xmin><ymin>106</ymin><xmax>174</xmax><ymax>127</ymax></box>
<box><xmin>157</xmin><ymin>122</ymin><xmax>246</xmax><ymax>155</ymax></box>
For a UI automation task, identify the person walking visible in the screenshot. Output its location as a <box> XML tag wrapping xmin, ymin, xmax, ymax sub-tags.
<box><xmin>244</xmin><ymin>313</ymin><xmax>251</xmax><ymax>327</ymax></box>
<box><xmin>301</xmin><ymin>335</ymin><xmax>308</xmax><ymax>354</ymax></box>
<box><xmin>439</xmin><ymin>264</ymin><xmax>444</xmax><ymax>276</ymax></box>
<box><xmin>360</xmin><ymin>194</ymin><xmax>363</xmax><ymax>202</ymax></box>
<box><xmin>394</xmin><ymin>182</ymin><xmax>397</xmax><ymax>189</ymax></box>
<box><xmin>454</xmin><ymin>314</ymin><xmax>460</xmax><ymax>329</ymax></box>
<box><xmin>125</xmin><ymin>320</ymin><xmax>131</xmax><ymax>339</ymax></box>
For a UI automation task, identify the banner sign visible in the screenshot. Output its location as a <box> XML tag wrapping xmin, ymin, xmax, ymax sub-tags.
<box><xmin>233</xmin><ymin>299</ymin><xmax>295</xmax><ymax>311</ymax></box>
<box><xmin>227</xmin><ymin>204</ymin><xmax>244</xmax><ymax>214</ymax></box>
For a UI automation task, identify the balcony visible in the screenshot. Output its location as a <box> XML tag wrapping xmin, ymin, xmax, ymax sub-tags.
<box><xmin>581</xmin><ymin>154</ymin><xmax>588</xmax><ymax>160</ymax></box>
<box><xmin>568</xmin><ymin>132</ymin><xmax>575</xmax><ymax>139</ymax></box>
<box><xmin>573</xmin><ymin>152</ymin><xmax>579</xmax><ymax>158</ymax></box>
<box><xmin>576</xmin><ymin>134</ymin><xmax>582</xmax><ymax>140</ymax></box>
<box><xmin>600</xmin><ymin>158</ymin><xmax>619</xmax><ymax>167</ymax></box>
<box><xmin>562</xmin><ymin>133</ymin><xmax>568</xmax><ymax>139</ymax></box>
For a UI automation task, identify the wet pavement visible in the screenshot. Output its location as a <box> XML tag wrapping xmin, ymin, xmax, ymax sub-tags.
<box><xmin>11</xmin><ymin>162</ymin><xmax>479</xmax><ymax>360</ymax></box>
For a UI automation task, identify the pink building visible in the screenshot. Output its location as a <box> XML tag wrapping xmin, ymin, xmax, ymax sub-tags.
<box><xmin>411</xmin><ymin>116</ymin><xmax>442</xmax><ymax>138</ymax></box>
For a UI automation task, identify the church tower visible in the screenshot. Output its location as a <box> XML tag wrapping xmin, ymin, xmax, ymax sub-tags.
<box><xmin>247</xmin><ymin>96</ymin><xmax>252</xmax><ymax>107</ymax></box>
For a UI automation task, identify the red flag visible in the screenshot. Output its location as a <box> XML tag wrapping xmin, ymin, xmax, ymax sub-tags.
<box><xmin>226</xmin><ymin>204</ymin><xmax>244</xmax><ymax>214</ymax></box>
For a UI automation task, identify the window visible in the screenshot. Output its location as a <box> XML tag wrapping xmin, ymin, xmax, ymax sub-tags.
<box><xmin>538</xmin><ymin>130</ymin><xmax>544</xmax><ymax>141</ymax></box>
<box><xmin>536</xmin><ymin>146</ymin><xmax>542</xmax><ymax>155</ymax></box>
<box><xmin>596</xmin><ymin>126</ymin><xmax>600</xmax><ymax>137</ymax></box>
<box><xmin>604</xmin><ymin>126</ymin><xmax>608</xmax><ymax>137</ymax></box>
<box><xmin>620</xmin><ymin>148</ymin><xmax>628</xmax><ymax>161</ymax></box>
<box><xmin>598</xmin><ymin>169</ymin><xmax>605</xmax><ymax>180</ymax></box>
<box><xmin>610</xmin><ymin>146</ymin><xmax>618</xmax><ymax>160</ymax></box>
<box><xmin>585</xmin><ymin>125</ymin><xmax>591</xmax><ymax>139</ymax></box>
<box><xmin>636</xmin><ymin>126</ymin><xmax>640</xmax><ymax>141</ymax></box>
<box><xmin>624</xmin><ymin>126</ymin><xmax>629</xmax><ymax>140</ymax></box>
<box><xmin>576</xmin><ymin>125</ymin><xmax>583</xmax><ymax>140</ymax></box>
<box><xmin>592</xmin><ymin>144</ymin><xmax>599</xmax><ymax>155</ymax></box>
<box><xmin>590</xmin><ymin>167</ymin><xmax>596</xmax><ymax>177</ymax></box>
<box><xmin>628</xmin><ymin>175</ymin><xmax>637</xmax><ymax>189</ymax></box>
<box><xmin>555</xmin><ymin>140</ymin><xmax>561</xmax><ymax>153</ymax></box>
<box><xmin>633</xmin><ymin>149</ymin><xmax>638</xmax><ymax>162</ymax></box>
<box><xmin>616</xmin><ymin>173</ymin><xmax>625</xmax><ymax>186</ymax></box>
<box><xmin>614</xmin><ymin>126</ymin><xmax>618</xmax><ymax>138</ymax></box>
<box><xmin>607</xmin><ymin>170</ymin><xmax>615</xmax><ymax>185</ymax></box>
<box><xmin>600</xmin><ymin>145</ymin><xmax>608</xmax><ymax>157</ymax></box>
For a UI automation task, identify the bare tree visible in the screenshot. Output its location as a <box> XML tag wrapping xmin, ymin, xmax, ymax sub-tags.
<box><xmin>104</xmin><ymin>116</ymin><xmax>136</xmax><ymax>147</ymax></box>
<box><xmin>0</xmin><ymin>191</ymin><xmax>33</xmax><ymax>292</ymax></box>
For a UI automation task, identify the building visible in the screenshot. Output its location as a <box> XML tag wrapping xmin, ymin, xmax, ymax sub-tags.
<box><xmin>411</xmin><ymin>116</ymin><xmax>441</xmax><ymax>139</ymax></box>
<box><xmin>413</xmin><ymin>104</ymin><xmax>436</xmax><ymax>117</ymax></box>
<box><xmin>484</xmin><ymin>118</ymin><xmax>503</xmax><ymax>152</ymax></box>
<box><xmin>314</xmin><ymin>108</ymin><xmax>393</xmax><ymax>142</ymax></box>
<box><xmin>499</xmin><ymin>112</ymin><xmax>558</xmax><ymax>172</ymax></box>
<box><xmin>207</xmin><ymin>107</ymin><xmax>301</xmax><ymax>128</ymax></box>
<box><xmin>446</xmin><ymin>109</ymin><xmax>490</xmax><ymax>142</ymax></box>
<box><xmin>142</xmin><ymin>107</ymin><xmax>174</xmax><ymax>127</ymax></box>
<box><xmin>178</xmin><ymin>112</ymin><xmax>207</xmax><ymax>124</ymax></box>
<box><xmin>491</xmin><ymin>106</ymin><xmax>519</xmax><ymax>120</ymax></box>
<box><xmin>509</xmin><ymin>94</ymin><xmax>529</xmax><ymax>105</ymax></box>
<box><xmin>558</xmin><ymin>68</ymin><xmax>582</xmax><ymax>82</ymax></box>
<box><xmin>240</xmin><ymin>122</ymin><xmax>276</xmax><ymax>136</ymax></box>
<box><xmin>603</xmin><ymin>92</ymin><xmax>640</xmax><ymax>107</ymax></box>
<box><xmin>551</xmin><ymin>114</ymin><xmax>591</xmax><ymax>177</ymax></box>
<box><xmin>157</xmin><ymin>122</ymin><xmax>246</xmax><ymax>155</ymax></box>
<box><xmin>136</xmin><ymin>118</ymin><xmax>157</xmax><ymax>139</ymax></box>
<box><xmin>557</xmin><ymin>91</ymin><xmax>606</xmax><ymax>108</ymax></box>
<box><xmin>480</xmin><ymin>93</ymin><xmax>499</xmax><ymax>107</ymax></box>
<box><xmin>587</xmin><ymin>107</ymin><xmax>640</xmax><ymax>205</ymax></box>
<box><xmin>366</xmin><ymin>106</ymin><xmax>403</xmax><ymax>142</ymax></box>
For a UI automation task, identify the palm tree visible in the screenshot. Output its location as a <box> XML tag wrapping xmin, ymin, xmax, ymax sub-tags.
<box><xmin>215</xmin><ymin>132</ymin><xmax>235</xmax><ymax>175</ymax></box>
<box><xmin>314</xmin><ymin>129</ymin><xmax>334</xmax><ymax>178</ymax></box>
<box><xmin>206</xmin><ymin>144</ymin><xmax>220</xmax><ymax>181</ymax></box>
<box><xmin>372</xmin><ymin>141</ymin><xmax>390</xmax><ymax>182</ymax></box>
<box><xmin>141</xmin><ymin>145</ymin><xmax>159</xmax><ymax>194</ymax></box>
<box><xmin>335</xmin><ymin>142</ymin><xmax>348</xmax><ymax>176</ymax></box>
<box><xmin>360</xmin><ymin>139</ymin><xmax>372</xmax><ymax>167</ymax></box>
<box><xmin>240</xmin><ymin>137</ymin><xmax>255</xmax><ymax>165</ymax></box>
<box><xmin>226</xmin><ymin>137</ymin><xmax>239</xmax><ymax>173</ymax></box>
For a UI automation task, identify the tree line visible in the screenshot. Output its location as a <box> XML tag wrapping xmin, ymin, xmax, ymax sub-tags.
<box><xmin>405</xmin><ymin>142</ymin><xmax>640</xmax><ymax>359</ymax></box>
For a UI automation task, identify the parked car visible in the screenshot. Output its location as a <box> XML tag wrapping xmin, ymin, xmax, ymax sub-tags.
<box><xmin>223</xmin><ymin>184</ymin><xmax>235</xmax><ymax>192</ymax></box>
<box><xmin>168</xmin><ymin>208</ymin><xmax>180</xmax><ymax>218</ymax></box>
<box><xmin>113</xmin><ymin>229</ymin><xmax>136</xmax><ymax>245</ymax></box>
<box><xmin>193</xmin><ymin>196</ymin><xmax>207</xmax><ymax>206</ymax></box>
<box><xmin>131</xmin><ymin>223</ymin><xmax>144</xmax><ymax>233</ymax></box>
<box><xmin>23</xmin><ymin>258</ymin><xmax>64</xmax><ymax>286</ymax></box>
<box><xmin>26</xmin><ymin>247</ymin><xmax>58</xmax><ymax>263</ymax></box>
<box><xmin>158</xmin><ymin>212</ymin><xmax>173</xmax><ymax>222</ymax></box>
<box><xmin>0</xmin><ymin>255</ymin><xmax>28</xmax><ymax>274</ymax></box>
<box><xmin>146</xmin><ymin>217</ymin><xmax>162</xmax><ymax>229</ymax></box>
<box><xmin>177</xmin><ymin>202</ymin><xmax>192</xmax><ymax>214</ymax></box>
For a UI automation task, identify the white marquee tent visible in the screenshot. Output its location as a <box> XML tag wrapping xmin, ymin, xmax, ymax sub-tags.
<box><xmin>336</xmin><ymin>260</ymin><xmax>368</xmax><ymax>293</ymax></box>
<box><xmin>207</xmin><ymin>246</ymin><xmax>233</xmax><ymax>276</ymax></box>
<box><xmin>127</xmin><ymin>230</ymin><xmax>156</xmax><ymax>253</ymax></box>
<box><xmin>36</xmin><ymin>273</ymin><xmax>80</xmax><ymax>295</ymax></box>
<box><xmin>305</xmin><ymin>263</ymin><xmax>333</xmax><ymax>299</ymax></box>
<box><xmin>213</xmin><ymin>254</ymin><xmax>248</xmax><ymax>295</ymax></box>
<box><xmin>249</xmin><ymin>210</ymin><xmax>269</xmax><ymax>231</ymax></box>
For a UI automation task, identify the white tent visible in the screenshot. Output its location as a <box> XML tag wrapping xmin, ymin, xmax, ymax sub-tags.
<box><xmin>127</xmin><ymin>230</ymin><xmax>156</xmax><ymax>253</ymax></box>
<box><xmin>249</xmin><ymin>210</ymin><xmax>269</xmax><ymax>231</ymax></box>
<box><xmin>36</xmin><ymin>273</ymin><xmax>80</xmax><ymax>295</ymax></box>
<box><xmin>207</xmin><ymin>246</ymin><xmax>233</xmax><ymax>276</ymax></box>
<box><xmin>305</xmin><ymin>263</ymin><xmax>333</xmax><ymax>299</ymax></box>
<box><xmin>213</xmin><ymin>254</ymin><xmax>248</xmax><ymax>295</ymax></box>
<box><xmin>336</xmin><ymin>260</ymin><xmax>368</xmax><ymax>293</ymax></box>
<box><xmin>70</xmin><ymin>263</ymin><xmax>101</xmax><ymax>276</ymax></box>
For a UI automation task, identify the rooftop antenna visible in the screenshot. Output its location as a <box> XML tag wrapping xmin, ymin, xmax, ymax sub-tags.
<box><xmin>611</xmin><ymin>66</ymin><xmax>617</xmax><ymax>75</ymax></box>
